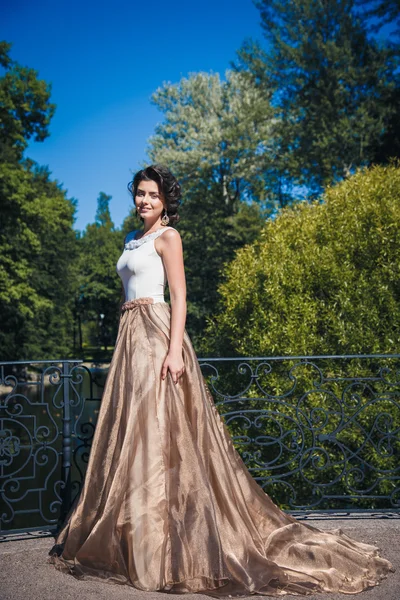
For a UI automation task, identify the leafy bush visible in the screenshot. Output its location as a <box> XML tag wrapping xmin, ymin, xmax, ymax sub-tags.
<box><xmin>203</xmin><ymin>162</ymin><xmax>400</xmax><ymax>358</ymax></box>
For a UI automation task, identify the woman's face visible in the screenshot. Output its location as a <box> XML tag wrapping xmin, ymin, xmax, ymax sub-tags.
<box><xmin>135</xmin><ymin>179</ymin><xmax>166</xmax><ymax>221</ymax></box>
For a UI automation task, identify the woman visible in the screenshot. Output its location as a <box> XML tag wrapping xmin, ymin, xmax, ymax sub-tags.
<box><xmin>48</xmin><ymin>164</ymin><xmax>394</xmax><ymax>596</ymax></box>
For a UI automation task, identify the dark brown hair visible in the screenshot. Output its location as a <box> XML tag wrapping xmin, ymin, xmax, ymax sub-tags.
<box><xmin>127</xmin><ymin>164</ymin><xmax>181</xmax><ymax>226</ymax></box>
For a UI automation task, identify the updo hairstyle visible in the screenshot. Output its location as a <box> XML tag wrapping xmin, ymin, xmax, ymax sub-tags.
<box><xmin>127</xmin><ymin>164</ymin><xmax>181</xmax><ymax>226</ymax></box>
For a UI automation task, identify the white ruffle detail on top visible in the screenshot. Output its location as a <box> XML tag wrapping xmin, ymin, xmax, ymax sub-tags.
<box><xmin>124</xmin><ymin>228</ymin><xmax>169</xmax><ymax>251</ymax></box>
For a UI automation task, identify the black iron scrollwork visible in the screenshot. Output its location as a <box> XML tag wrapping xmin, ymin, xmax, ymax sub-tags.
<box><xmin>1</xmin><ymin>354</ymin><xmax>399</xmax><ymax>536</ymax></box>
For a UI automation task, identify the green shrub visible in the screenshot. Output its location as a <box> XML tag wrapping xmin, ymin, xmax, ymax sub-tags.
<box><xmin>203</xmin><ymin>161</ymin><xmax>400</xmax><ymax>358</ymax></box>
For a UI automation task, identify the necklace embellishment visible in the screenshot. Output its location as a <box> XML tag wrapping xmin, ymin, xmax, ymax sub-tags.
<box><xmin>124</xmin><ymin>228</ymin><xmax>168</xmax><ymax>250</ymax></box>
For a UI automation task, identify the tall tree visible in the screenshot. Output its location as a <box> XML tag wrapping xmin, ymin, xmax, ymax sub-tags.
<box><xmin>147</xmin><ymin>71</ymin><xmax>270</xmax><ymax>346</ymax></box>
<box><xmin>0</xmin><ymin>43</ymin><xmax>77</xmax><ymax>360</ymax></box>
<box><xmin>0</xmin><ymin>41</ymin><xmax>55</xmax><ymax>162</ymax></box>
<box><xmin>95</xmin><ymin>191</ymin><xmax>113</xmax><ymax>228</ymax></box>
<box><xmin>77</xmin><ymin>193</ymin><xmax>123</xmax><ymax>355</ymax></box>
<box><xmin>0</xmin><ymin>160</ymin><xmax>78</xmax><ymax>360</ymax></box>
<box><xmin>149</xmin><ymin>71</ymin><xmax>277</xmax><ymax>209</ymax></box>
<box><xmin>234</xmin><ymin>0</ymin><xmax>399</xmax><ymax>197</ymax></box>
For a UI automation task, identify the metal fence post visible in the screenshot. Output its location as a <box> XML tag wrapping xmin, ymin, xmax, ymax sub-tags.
<box><xmin>59</xmin><ymin>360</ymin><xmax>72</xmax><ymax>525</ymax></box>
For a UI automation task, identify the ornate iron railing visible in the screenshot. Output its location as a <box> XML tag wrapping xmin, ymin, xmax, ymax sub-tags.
<box><xmin>1</xmin><ymin>354</ymin><xmax>399</xmax><ymax>537</ymax></box>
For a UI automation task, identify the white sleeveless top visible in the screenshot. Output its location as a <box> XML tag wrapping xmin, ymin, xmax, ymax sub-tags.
<box><xmin>116</xmin><ymin>227</ymin><xmax>173</xmax><ymax>303</ymax></box>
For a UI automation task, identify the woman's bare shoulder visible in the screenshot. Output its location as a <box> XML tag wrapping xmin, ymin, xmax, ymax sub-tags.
<box><xmin>155</xmin><ymin>227</ymin><xmax>182</xmax><ymax>257</ymax></box>
<box><xmin>160</xmin><ymin>227</ymin><xmax>182</xmax><ymax>242</ymax></box>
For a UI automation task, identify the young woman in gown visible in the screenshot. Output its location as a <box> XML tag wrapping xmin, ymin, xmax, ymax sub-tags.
<box><xmin>48</xmin><ymin>164</ymin><xmax>394</xmax><ymax>596</ymax></box>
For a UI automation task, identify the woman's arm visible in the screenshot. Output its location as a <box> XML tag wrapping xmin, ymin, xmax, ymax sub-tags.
<box><xmin>155</xmin><ymin>228</ymin><xmax>187</xmax><ymax>384</ymax></box>
<box><xmin>119</xmin><ymin>233</ymin><xmax>132</xmax><ymax>312</ymax></box>
<box><xmin>119</xmin><ymin>281</ymin><xmax>125</xmax><ymax>313</ymax></box>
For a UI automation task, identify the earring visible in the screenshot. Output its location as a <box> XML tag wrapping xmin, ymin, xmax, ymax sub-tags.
<box><xmin>161</xmin><ymin>210</ymin><xmax>170</xmax><ymax>226</ymax></box>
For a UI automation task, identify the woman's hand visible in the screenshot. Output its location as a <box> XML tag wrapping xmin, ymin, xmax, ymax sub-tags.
<box><xmin>161</xmin><ymin>350</ymin><xmax>185</xmax><ymax>384</ymax></box>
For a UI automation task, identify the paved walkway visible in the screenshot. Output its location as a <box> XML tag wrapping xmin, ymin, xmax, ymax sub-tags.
<box><xmin>1</xmin><ymin>515</ymin><xmax>399</xmax><ymax>600</ymax></box>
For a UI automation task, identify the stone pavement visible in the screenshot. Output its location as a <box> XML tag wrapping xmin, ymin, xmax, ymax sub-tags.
<box><xmin>0</xmin><ymin>515</ymin><xmax>399</xmax><ymax>600</ymax></box>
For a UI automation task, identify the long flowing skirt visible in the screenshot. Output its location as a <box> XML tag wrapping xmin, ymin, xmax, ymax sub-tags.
<box><xmin>48</xmin><ymin>299</ymin><xmax>394</xmax><ymax>596</ymax></box>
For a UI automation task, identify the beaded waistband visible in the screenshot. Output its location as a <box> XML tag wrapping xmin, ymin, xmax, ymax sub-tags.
<box><xmin>121</xmin><ymin>297</ymin><xmax>155</xmax><ymax>312</ymax></box>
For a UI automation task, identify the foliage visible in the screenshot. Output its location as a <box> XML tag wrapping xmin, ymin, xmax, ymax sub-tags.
<box><xmin>0</xmin><ymin>161</ymin><xmax>78</xmax><ymax>360</ymax></box>
<box><xmin>0</xmin><ymin>42</ymin><xmax>77</xmax><ymax>360</ymax></box>
<box><xmin>76</xmin><ymin>193</ymin><xmax>124</xmax><ymax>353</ymax></box>
<box><xmin>147</xmin><ymin>71</ymin><xmax>274</xmax><ymax>346</ymax></box>
<box><xmin>234</xmin><ymin>0</ymin><xmax>400</xmax><ymax>197</ymax></box>
<box><xmin>202</xmin><ymin>162</ymin><xmax>400</xmax><ymax>358</ymax></box>
<box><xmin>0</xmin><ymin>41</ymin><xmax>55</xmax><ymax>162</ymax></box>
<box><xmin>200</xmin><ymin>163</ymin><xmax>400</xmax><ymax>508</ymax></box>
<box><xmin>147</xmin><ymin>5</ymin><xmax>400</xmax><ymax>347</ymax></box>
<box><xmin>355</xmin><ymin>0</ymin><xmax>400</xmax><ymax>36</ymax></box>
<box><xmin>180</xmin><ymin>187</ymin><xmax>267</xmax><ymax>350</ymax></box>
<box><xmin>149</xmin><ymin>71</ymin><xmax>278</xmax><ymax>208</ymax></box>
<box><xmin>120</xmin><ymin>206</ymin><xmax>139</xmax><ymax>239</ymax></box>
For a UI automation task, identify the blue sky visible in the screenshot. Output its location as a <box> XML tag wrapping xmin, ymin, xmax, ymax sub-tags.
<box><xmin>3</xmin><ymin>0</ymin><xmax>263</xmax><ymax>231</ymax></box>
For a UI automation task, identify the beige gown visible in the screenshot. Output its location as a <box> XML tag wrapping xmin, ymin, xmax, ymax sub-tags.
<box><xmin>48</xmin><ymin>226</ymin><xmax>394</xmax><ymax>596</ymax></box>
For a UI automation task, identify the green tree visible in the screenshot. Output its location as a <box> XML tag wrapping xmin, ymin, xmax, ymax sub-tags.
<box><xmin>149</xmin><ymin>71</ymin><xmax>277</xmax><ymax>208</ymax></box>
<box><xmin>147</xmin><ymin>71</ymin><xmax>272</xmax><ymax>346</ymax></box>
<box><xmin>77</xmin><ymin>193</ymin><xmax>124</xmax><ymax>356</ymax></box>
<box><xmin>234</xmin><ymin>0</ymin><xmax>399</xmax><ymax>196</ymax></box>
<box><xmin>202</xmin><ymin>162</ymin><xmax>400</xmax><ymax>357</ymax></box>
<box><xmin>179</xmin><ymin>184</ymin><xmax>267</xmax><ymax>350</ymax></box>
<box><xmin>120</xmin><ymin>207</ymin><xmax>138</xmax><ymax>240</ymax></box>
<box><xmin>0</xmin><ymin>41</ymin><xmax>55</xmax><ymax>162</ymax></box>
<box><xmin>95</xmin><ymin>191</ymin><xmax>113</xmax><ymax>227</ymax></box>
<box><xmin>0</xmin><ymin>161</ymin><xmax>78</xmax><ymax>360</ymax></box>
<box><xmin>0</xmin><ymin>43</ymin><xmax>77</xmax><ymax>360</ymax></box>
